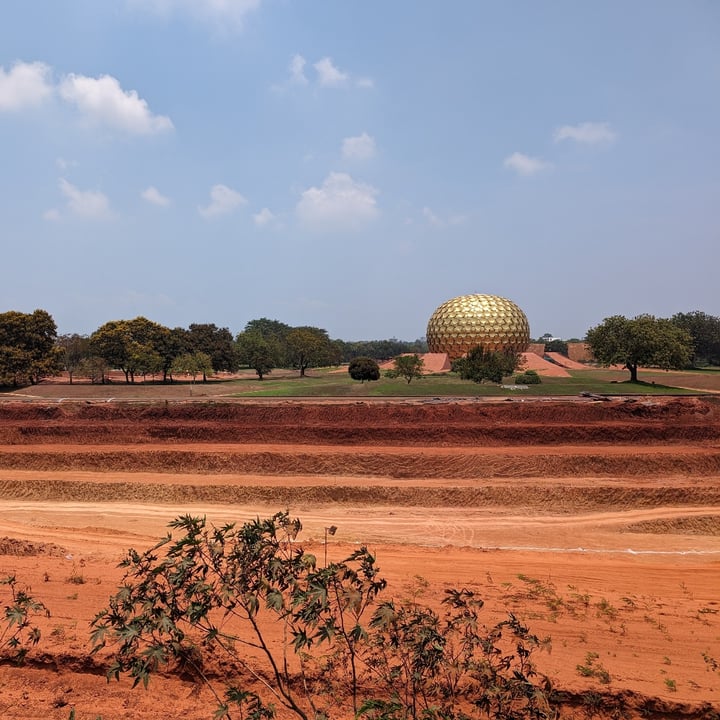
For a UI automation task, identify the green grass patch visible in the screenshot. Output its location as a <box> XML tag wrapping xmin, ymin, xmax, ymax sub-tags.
<box><xmin>225</xmin><ymin>366</ymin><xmax>709</xmax><ymax>398</ymax></box>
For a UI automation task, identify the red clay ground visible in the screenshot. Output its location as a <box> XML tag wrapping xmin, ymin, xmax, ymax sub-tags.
<box><xmin>0</xmin><ymin>397</ymin><xmax>718</xmax><ymax>719</ymax></box>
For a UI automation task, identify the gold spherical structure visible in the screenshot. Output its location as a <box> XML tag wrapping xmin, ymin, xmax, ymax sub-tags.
<box><xmin>426</xmin><ymin>294</ymin><xmax>530</xmax><ymax>359</ymax></box>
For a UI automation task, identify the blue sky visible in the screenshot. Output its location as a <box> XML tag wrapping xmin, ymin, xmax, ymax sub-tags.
<box><xmin>1</xmin><ymin>1</ymin><xmax>718</xmax><ymax>341</ymax></box>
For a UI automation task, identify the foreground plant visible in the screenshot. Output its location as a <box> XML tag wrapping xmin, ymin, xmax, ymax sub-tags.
<box><xmin>0</xmin><ymin>574</ymin><xmax>46</xmax><ymax>662</ymax></box>
<box><xmin>361</xmin><ymin>589</ymin><xmax>555</xmax><ymax>720</ymax></box>
<box><xmin>90</xmin><ymin>513</ymin><xmax>555</xmax><ymax>720</ymax></box>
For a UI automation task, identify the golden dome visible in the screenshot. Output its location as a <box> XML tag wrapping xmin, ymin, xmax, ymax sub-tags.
<box><xmin>426</xmin><ymin>294</ymin><xmax>530</xmax><ymax>359</ymax></box>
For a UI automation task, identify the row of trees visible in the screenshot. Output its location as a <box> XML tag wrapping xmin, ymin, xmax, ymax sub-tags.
<box><xmin>0</xmin><ymin>311</ymin><xmax>429</xmax><ymax>387</ymax></box>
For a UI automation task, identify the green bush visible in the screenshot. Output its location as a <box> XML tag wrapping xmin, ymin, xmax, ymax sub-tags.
<box><xmin>91</xmin><ymin>513</ymin><xmax>556</xmax><ymax>720</ymax></box>
<box><xmin>515</xmin><ymin>370</ymin><xmax>542</xmax><ymax>384</ymax></box>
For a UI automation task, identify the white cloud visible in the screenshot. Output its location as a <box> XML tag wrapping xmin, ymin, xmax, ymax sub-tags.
<box><xmin>142</xmin><ymin>186</ymin><xmax>171</xmax><ymax>207</ymax></box>
<box><xmin>356</xmin><ymin>77</ymin><xmax>374</xmax><ymax>89</ymax></box>
<box><xmin>314</xmin><ymin>57</ymin><xmax>348</xmax><ymax>87</ymax></box>
<box><xmin>49</xmin><ymin>178</ymin><xmax>112</xmax><ymax>220</ymax></box>
<box><xmin>342</xmin><ymin>132</ymin><xmax>376</xmax><ymax>160</ymax></box>
<box><xmin>128</xmin><ymin>0</ymin><xmax>261</xmax><ymax>30</ymax></box>
<box><xmin>0</xmin><ymin>61</ymin><xmax>53</xmax><ymax>111</ymax></box>
<box><xmin>56</xmin><ymin>157</ymin><xmax>78</xmax><ymax>171</ymax></box>
<box><xmin>199</xmin><ymin>184</ymin><xmax>247</xmax><ymax>218</ymax></box>
<box><xmin>421</xmin><ymin>207</ymin><xmax>467</xmax><ymax>228</ymax></box>
<box><xmin>297</xmin><ymin>172</ymin><xmax>378</xmax><ymax>231</ymax></box>
<box><xmin>503</xmin><ymin>152</ymin><xmax>551</xmax><ymax>176</ymax></box>
<box><xmin>422</xmin><ymin>207</ymin><xmax>443</xmax><ymax>227</ymax></box>
<box><xmin>43</xmin><ymin>208</ymin><xmax>62</xmax><ymax>222</ymax></box>
<box><xmin>59</xmin><ymin>73</ymin><xmax>173</xmax><ymax>135</ymax></box>
<box><xmin>554</xmin><ymin>121</ymin><xmax>616</xmax><ymax>145</ymax></box>
<box><xmin>253</xmin><ymin>207</ymin><xmax>276</xmax><ymax>227</ymax></box>
<box><xmin>289</xmin><ymin>54</ymin><xmax>308</xmax><ymax>85</ymax></box>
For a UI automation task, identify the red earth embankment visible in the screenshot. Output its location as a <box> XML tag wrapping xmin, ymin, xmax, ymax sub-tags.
<box><xmin>0</xmin><ymin>397</ymin><xmax>718</xmax><ymax>719</ymax></box>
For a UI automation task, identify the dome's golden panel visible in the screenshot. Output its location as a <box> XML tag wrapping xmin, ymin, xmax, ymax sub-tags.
<box><xmin>426</xmin><ymin>294</ymin><xmax>530</xmax><ymax>359</ymax></box>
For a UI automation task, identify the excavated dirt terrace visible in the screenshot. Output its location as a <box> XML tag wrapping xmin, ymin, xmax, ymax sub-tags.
<box><xmin>0</xmin><ymin>396</ymin><xmax>718</xmax><ymax>719</ymax></box>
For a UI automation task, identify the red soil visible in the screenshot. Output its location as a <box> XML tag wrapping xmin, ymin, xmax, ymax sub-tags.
<box><xmin>0</xmin><ymin>397</ymin><xmax>718</xmax><ymax>719</ymax></box>
<box><xmin>520</xmin><ymin>352</ymin><xmax>572</xmax><ymax>377</ymax></box>
<box><xmin>545</xmin><ymin>352</ymin><xmax>591</xmax><ymax>370</ymax></box>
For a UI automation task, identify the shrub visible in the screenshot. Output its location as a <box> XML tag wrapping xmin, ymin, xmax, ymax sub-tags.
<box><xmin>0</xmin><ymin>575</ymin><xmax>46</xmax><ymax>663</ymax></box>
<box><xmin>348</xmin><ymin>356</ymin><xmax>381</xmax><ymax>382</ymax></box>
<box><xmin>515</xmin><ymin>370</ymin><xmax>541</xmax><ymax>384</ymax></box>
<box><xmin>91</xmin><ymin>513</ymin><xmax>556</xmax><ymax>720</ymax></box>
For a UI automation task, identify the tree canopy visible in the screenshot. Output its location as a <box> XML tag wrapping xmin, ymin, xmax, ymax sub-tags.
<box><xmin>671</xmin><ymin>311</ymin><xmax>720</xmax><ymax>367</ymax></box>
<box><xmin>386</xmin><ymin>354</ymin><xmax>425</xmax><ymax>384</ymax></box>
<box><xmin>286</xmin><ymin>326</ymin><xmax>337</xmax><ymax>376</ymax></box>
<box><xmin>348</xmin><ymin>356</ymin><xmax>381</xmax><ymax>383</ymax></box>
<box><xmin>0</xmin><ymin>309</ymin><xmax>62</xmax><ymax>387</ymax></box>
<box><xmin>452</xmin><ymin>346</ymin><xmax>522</xmax><ymax>384</ymax></box>
<box><xmin>89</xmin><ymin>317</ymin><xmax>171</xmax><ymax>383</ymax></box>
<box><xmin>235</xmin><ymin>330</ymin><xmax>279</xmax><ymax>380</ymax></box>
<box><xmin>586</xmin><ymin>314</ymin><xmax>693</xmax><ymax>382</ymax></box>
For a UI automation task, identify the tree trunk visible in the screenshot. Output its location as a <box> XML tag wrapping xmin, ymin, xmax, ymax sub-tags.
<box><xmin>626</xmin><ymin>362</ymin><xmax>638</xmax><ymax>382</ymax></box>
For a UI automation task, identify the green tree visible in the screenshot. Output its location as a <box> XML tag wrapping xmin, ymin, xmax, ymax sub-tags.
<box><xmin>286</xmin><ymin>326</ymin><xmax>334</xmax><ymax>377</ymax></box>
<box><xmin>243</xmin><ymin>318</ymin><xmax>292</xmax><ymax>367</ymax></box>
<box><xmin>452</xmin><ymin>346</ymin><xmax>522</xmax><ymax>384</ymax></box>
<box><xmin>338</xmin><ymin>338</ymin><xmax>428</xmax><ymax>363</ymax></box>
<box><xmin>56</xmin><ymin>334</ymin><xmax>90</xmax><ymax>384</ymax></box>
<box><xmin>187</xmin><ymin>324</ymin><xmax>239</xmax><ymax>378</ymax></box>
<box><xmin>586</xmin><ymin>314</ymin><xmax>693</xmax><ymax>382</ymax></box>
<box><xmin>544</xmin><ymin>339</ymin><xmax>568</xmax><ymax>356</ymax></box>
<box><xmin>236</xmin><ymin>331</ymin><xmax>279</xmax><ymax>380</ymax></box>
<box><xmin>170</xmin><ymin>352</ymin><xmax>214</xmax><ymax>384</ymax></box>
<box><xmin>386</xmin><ymin>354</ymin><xmax>425</xmax><ymax>384</ymax></box>
<box><xmin>0</xmin><ymin>309</ymin><xmax>62</xmax><ymax>387</ymax></box>
<box><xmin>78</xmin><ymin>355</ymin><xmax>111</xmax><ymax>384</ymax></box>
<box><xmin>89</xmin><ymin>317</ymin><xmax>173</xmax><ymax>384</ymax></box>
<box><xmin>671</xmin><ymin>311</ymin><xmax>720</xmax><ymax>367</ymax></box>
<box><xmin>348</xmin><ymin>356</ymin><xmax>380</xmax><ymax>383</ymax></box>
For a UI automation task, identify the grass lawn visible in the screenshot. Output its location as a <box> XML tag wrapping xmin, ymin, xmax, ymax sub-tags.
<box><xmin>229</xmin><ymin>366</ymin><xmax>717</xmax><ymax>398</ymax></box>
<box><xmin>4</xmin><ymin>366</ymin><xmax>718</xmax><ymax>401</ymax></box>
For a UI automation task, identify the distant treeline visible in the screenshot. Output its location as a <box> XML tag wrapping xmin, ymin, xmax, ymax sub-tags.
<box><xmin>0</xmin><ymin>310</ymin><xmax>427</xmax><ymax>387</ymax></box>
<box><xmin>2</xmin><ymin>308</ymin><xmax>717</xmax><ymax>388</ymax></box>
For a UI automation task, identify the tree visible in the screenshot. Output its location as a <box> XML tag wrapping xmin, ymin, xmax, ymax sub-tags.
<box><xmin>544</xmin><ymin>339</ymin><xmax>568</xmax><ymax>357</ymax></box>
<box><xmin>586</xmin><ymin>314</ymin><xmax>693</xmax><ymax>382</ymax></box>
<box><xmin>187</xmin><ymin>324</ymin><xmax>240</xmax><ymax>379</ymax></box>
<box><xmin>170</xmin><ymin>352</ymin><xmax>214</xmax><ymax>384</ymax></box>
<box><xmin>337</xmin><ymin>338</ymin><xmax>429</xmax><ymax>363</ymax></box>
<box><xmin>671</xmin><ymin>311</ymin><xmax>720</xmax><ymax>367</ymax></box>
<box><xmin>56</xmin><ymin>334</ymin><xmax>90</xmax><ymax>384</ymax></box>
<box><xmin>386</xmin><ymin>354</ymin><xmax>424</xmax><ymax>384</ymax></box>
<box><xmin>452</xmin><ymin>346</ymin><xmax>522</xmax><ymax>384</ymax></box>
<box><xmin>243</xmin><ymin>318</ymin><xmax>292</xmax><ymax>367</ymax></box>
<box><xmin>90</xmin><ymin>513</ymin><xmax>555</xmax><ymax>720</ymax></box>
<box><xmin>348</xmin><ymin>356</ymin><xmax>381</xmax><ymax>383</ymax></box>
<box><xmin>286</xmin><ymin>326</ymin><xmax>335</xmax><ymax>377</ymax></box>
<box><xmin>0</xmin><ymin>309</ymin><xmax>62</xmax><ymax>387</ymax></box>
<box><xmin>89</xmin><ymin>317</ymin><xmax>173</xmax><ymax>384</ymax></box>
<box><xmin>236</xmin><ymin>331</ymin><xmax>279</xmax><ymax>380</ymax></box>
<box><xmin>78</xmin><ymin>355</ymin><xmax>111</xmax><ymax>384</ymax></box>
